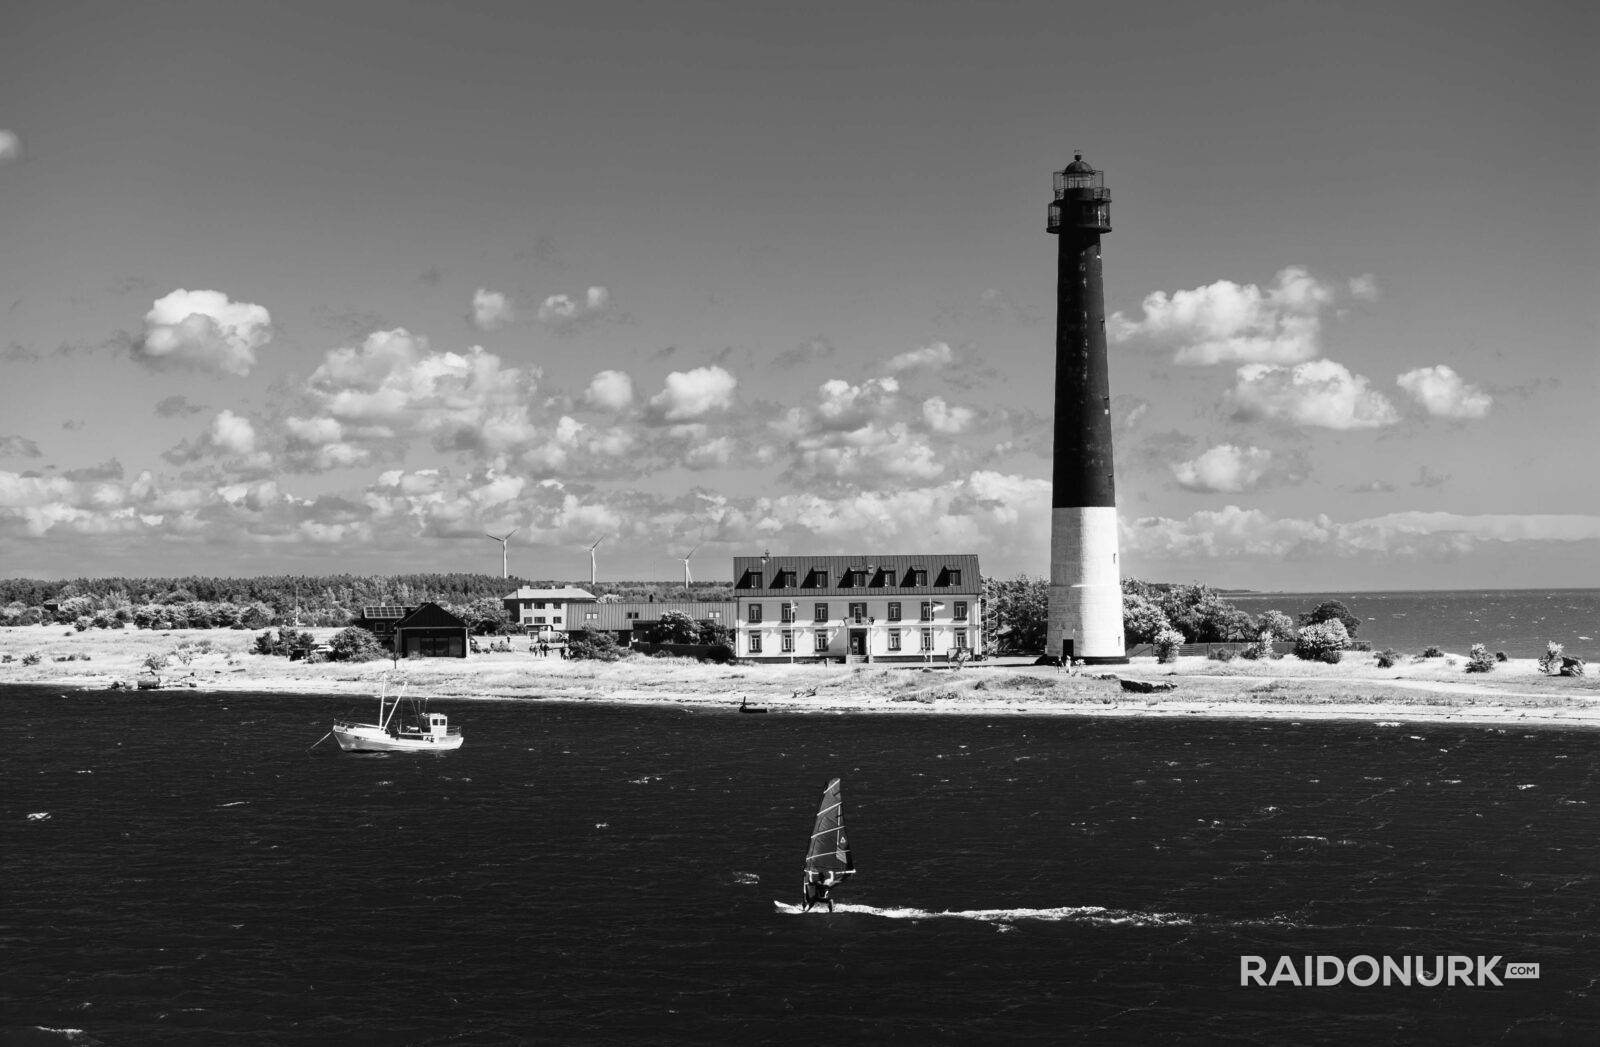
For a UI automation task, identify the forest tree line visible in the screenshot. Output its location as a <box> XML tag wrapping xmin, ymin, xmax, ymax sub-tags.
<box><xmin>1</xmin><ymin>572</ymin><xmax>1348</xmax><ymax>655</ymax></box>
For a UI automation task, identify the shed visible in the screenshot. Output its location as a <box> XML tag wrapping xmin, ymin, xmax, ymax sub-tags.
<box><xmin>391</xmin><ymin>602</ymin><xmax>470</xmax><ymax>659</ymax></box>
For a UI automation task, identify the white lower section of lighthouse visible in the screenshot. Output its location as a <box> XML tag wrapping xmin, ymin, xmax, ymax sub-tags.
<box><xmin>1047</xmin><ymin>506</ymin><xmax>1126</xmax><ymax>662</ymax></box>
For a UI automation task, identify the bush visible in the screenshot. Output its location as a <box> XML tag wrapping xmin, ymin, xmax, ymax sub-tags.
<box><xmin>1466</xmin><ymin>644</ymin><xmax>1496</xmax><ymax>673</ymax></box>
<box><xmin>1538</xmin><ymin>642</ymin><xmax>1564</xmax><ymax>676</ymax></box>
<box><xmin>1421</xmin><ymin>646</ymin><xmax>1443</xmax><ymax>658</ymax></box>
<box><xmin>1254</xmin><ymin>610</ymin><xmax>1297</xmax><ymax>642</ymax></box>
<box><xmin>22</xmin><ymin>652</ymin><xmax>42</xmax><ymax>665</ymax></box>
<box><xmin>1239</xmin><ymin>633</ymin><xmax>1278</xmax><ymax>660</ymax></box>
<box><xmin>1208</xmin><ymin>646</ymin><xmax>1235</xmax><ymax>663</ymax></box>
<box><xmin>1315</xmin><ymin>648</ymin><xmax>1343</xmax><ymax>664</ymax></box>
<box><xmin>327</xmin><ymin>627</ymin><xmax>385</xmax><ymax>661</ymax></box>
<box><xmin>142</xmin><ymin>653</ymin><xmax>168</xmax><ymax>674</ymax></box>
<box><xmin>1495</xmin><ymin>651</ymin><xmax>1508</xmax><ymax>662</ymax></box>
<box><xmin>568</xmin><ymin>629</ymin><xmax>626</xmax><ymax>662</ymax></box>
<box><xmin>1375</xmin><ymin>648</ymin><xmax>1400</xmax><ymax>669</ymax></box>
<box><xmin>1293</xmin><ymin>620</ymin><xmax>1350</xmax><ymax>662</ymax></box>
<box><xmin>1152</xmin><ymin>627</ymin><xmax>1185</xmax><ymax>664</ymax></box>
<box><xmin>1298</xmin><ymin>600</ymin><xmax>1361</xmax><ymax>638</ymax></box>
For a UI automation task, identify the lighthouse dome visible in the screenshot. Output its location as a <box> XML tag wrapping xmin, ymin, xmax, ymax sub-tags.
<box><xmin>1062</xmin><ymin>153</ymin><xmax>1095</xmax><ymax>174</ymax></box>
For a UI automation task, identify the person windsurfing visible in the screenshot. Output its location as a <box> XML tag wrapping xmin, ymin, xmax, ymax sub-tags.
<box><xmin>802</xmin><ymin>869</ymin><xmax>838</xmax><ymax>913</ymax></box>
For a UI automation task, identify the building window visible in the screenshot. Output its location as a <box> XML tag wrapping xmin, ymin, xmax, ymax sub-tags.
<box><xmin>533</xmin><ymin>616</ymin><xmax>547</xmax><ymax>624</ymax></box>
<box><xmin>947</xmin><ymin>568</ymin><xmax>962</xmax><ymax>587</ymax></box>
<box><xmin>748</xmin><ymin>604</ymin><xmax>763</xmax><ymax>623</ymax></box>
<box><xmin>955</xmin><ymin>629</ymin><xmax>968</xmax><ymax>649</ymax></box>
<box><xmin>815</xmin><ymin>631</ymin><xmax>829</xmax><ymax>653</ymax></box>
<box><xmin>522</xmin><ymin>615</ymin><xmax>533</xmax><ymax>624</ymax></box>
<box><xmin>781</xmin><ymin>603</ymin><xmax>795</xmax><ymax>623</ymax></box>
<box><xmin>625</xmin><ymin>611</ymin><xmax>640</xmax><ymax>620</ymax></box>
<box><xmin>921</xmin><ymin>601</ymin><xmax>933</xmax><ymax>621</ymax></box>
<box><xmin>748</xmin><ymin>572</ymin><xmax>764</xmax><ymax>589</ymax></box>
<box><xmin>535</xmin><ymin>601</ymin><xmax>546</xmax><ymax>609</ymax></box>
<box><xmin>911</xmin><ymin>568</ymin><xmax>927</xmax><ymax>586</ymax></box>
<box><xmin>708</xmin><ymin>611</ymin><xmax>721</xmax><ymax>619</ymax></box>
<box><xmin>553</xmin><ymin>616</ymin><xmax>562</xmax><ymax>625</ymax></box>
<box><xmin>888</xmin><ymin>602</ymin><xmax>902</xmax><ymax>622</ymax></box>
<box><xmin>749</xmin><ymin>633</ymin><xmax>763</xmax><ymax>654</ymax></box>
<box><xmin>585</xmin><ymin>611</ymin><xmax>599</xmax><ymax>621</ymax></box>
<box><xmin>781</xmin><ymin>630</ymin><xmax>794</xmax><ymax>653</ymax></box>
<box><xmin>888</xmin><ymin>629</ymin><xmax>901</xmax><ymax>652</ymax></box>
<box><xmin>774</xmin><ymin>569</ymin><xmax>796</xmax><ymax>588</ymax></box>
<box><xmin>849</xmin><ymin>602</ymin><xmax>866</xmax><ymax>623</ymax></box>
<box><xmin>920</xmin><ymin>628</ymin><xmax>933</xmax><ymax>652</ymax></box>
<box><xmin>954</xmin><ymin>601</ymin><xmax>968</xmax><ymax>621</ymax></box>
<box><xmin>814</xmin><ymin>602</ymin><xmax>828</xmax><ymax>622</ymax></box>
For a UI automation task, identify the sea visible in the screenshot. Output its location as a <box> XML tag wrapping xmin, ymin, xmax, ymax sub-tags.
<box><xmin>1221</xmin><ymin>588</ymin><xmax>1600</xmax><ymax>660</ymax></box>
<box><xmin>2</xmin><ymin>680</ymin><xmax>1596</xmax><ymax>1046</ymax></box>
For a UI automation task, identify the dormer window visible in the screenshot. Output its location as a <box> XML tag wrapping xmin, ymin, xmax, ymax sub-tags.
<box><xmin>910</xmin><ymin>568</ymin><xmax>928</xmax><ymax>587</ymax></box>
<box><xmin>773</xmin><ymin>569</ymin><xmax>796</xmax><ymax>588</ymax></box>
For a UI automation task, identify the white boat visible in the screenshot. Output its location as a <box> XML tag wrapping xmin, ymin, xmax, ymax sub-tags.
<box><xmin>331</xmin><ymin>678</ymin><xmax>463</xmax><ymax>753</ymax></box>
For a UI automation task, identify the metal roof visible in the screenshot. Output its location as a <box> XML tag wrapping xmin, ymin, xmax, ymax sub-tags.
<box><xmin>731</xmin><ymin>553</ymin><xmax>980</xmax><ymax>599</ymax></box>
<box><xmin>502</xmin><ymin>587</ymin><xmax>597</xmax><ymax>601</ymax></box>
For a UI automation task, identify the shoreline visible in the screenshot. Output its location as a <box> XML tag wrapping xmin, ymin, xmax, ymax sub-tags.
<box><xmin>2</xmin><ymin>624</ymin><xmax>1596</xmax><ymax>729</ymax></box>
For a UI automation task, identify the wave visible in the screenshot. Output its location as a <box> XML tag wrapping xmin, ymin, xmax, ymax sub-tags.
<box><xmin>774</xmin><ymin>901</ymin><xmax>1198</xmax><ymax>927</ymax></box>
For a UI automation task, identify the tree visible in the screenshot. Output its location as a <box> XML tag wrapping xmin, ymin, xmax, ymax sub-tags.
<box><xmin>1294</xmin><ymin>619</ymin><xmax>1350</xmax><ymax>662</ymax></box>
<box><xmin>1121</xmin><ymin>592</ymin><xmax>1172</xmax><ymax>645</ymax></box>
<box><xmin>983</xmin><ymin>575</ymin><xmax>1048</xmax><ymax>654</ymax></box>
<box><xmin>1255</xmin><ymin>610</ymin><xmax>1297</xmax><ymax>642</ymax></box>
<box><xmin>327</xmin><ymin>626</ymin><xmax>384</xmax><ymax>661</ymax></box>
<box><xmin>568</xmin><ymin>628</ymin><xmax>625</xmax><ymax>661</ymax></box>
<box><xmin>1153</xmin><ymin>627</ymin><xmax>1185</xmax><ymax>664</ymax></box>
<box><xmin>642</xmin><ymin>609</ymin><xmax>698</xmax><ymax>644</ymax></box>
<box><xmin>1299</xmin><ymin>600</ymin><xmax>1360</xmax><ymax>638</ymax></box>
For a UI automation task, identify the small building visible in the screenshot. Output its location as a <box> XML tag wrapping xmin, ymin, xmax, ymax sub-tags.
<box><xmin>501</xmin><ymin>586</ymin><xmax>596</xmax><ymax>635</ymax></box>
<box><xmin>391</xmin><ymin>602</ymin><xmax>470</xmax><ymax>658</ymax></box>
<box><xmin>577</xmin><ymin>600</ymin><xmax>737</xmax><ymax>646</ymax></box>
<box><xmin>732</xmin><ymin>553</ymin><xmax>981</xmax><ymax>664</ymax></box>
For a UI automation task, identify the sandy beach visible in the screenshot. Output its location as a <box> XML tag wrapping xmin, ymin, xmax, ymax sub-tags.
<box><xmin>3</xmin><ymin>624</ymin><xmax>1596</xmax><ymax>728</ymax></box>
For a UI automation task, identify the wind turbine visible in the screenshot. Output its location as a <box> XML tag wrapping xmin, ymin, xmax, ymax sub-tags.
<box><xmin>485</xmin><ymin>527</ymin><xmax>519</xmax><ymax>579</ymax></box>
<box><xmin>587</xmin><ymin>535</ymin><xmax>606</xmax><ymax>587</ymax></box>
<box><xmin>678</xmin><ymin>543</ymin><xmax>701</xmax><ymax>594</ymax></box>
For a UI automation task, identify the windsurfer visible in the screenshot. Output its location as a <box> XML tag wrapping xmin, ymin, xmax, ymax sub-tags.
<box><xmin>803</xmin><ymin>869</ymin><xmax>837</xmax><ymax>913</ymax></box>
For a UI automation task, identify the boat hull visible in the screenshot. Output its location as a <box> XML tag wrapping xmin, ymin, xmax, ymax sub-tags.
<box><xmin>332</xmin><ymin>723</ymin><xmax>464</xmax><ymax>752</ymax></box>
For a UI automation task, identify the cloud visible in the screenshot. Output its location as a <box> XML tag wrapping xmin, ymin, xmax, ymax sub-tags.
<box><xmin>0</xmin><ymin>435</ymin><xmax>41</xmax><ymax>458</ymax></box>
<box><xmin>1109</xmin><ymin>266</ymin><xmax>1349</xmax><ymax>365</ymax></box>
<box><xmin>1229</xmin><ymin>359</ymin><xmax>1398</xmax><ymax>429</ymax></box>
<box><xmin>538</xmin><ymin>286</ymin><xmax>610</xmax><ymax>325</ymax></box>
<box><xmin>154</xmin><ymin>395</ymin><xmax>207</xmax><ymax>418</ymax></box>
<box><xmin>922</xmin><ymin>396</ymin><xmax>976</xmax><ymax>434</ymax></box>
<box><xmin>1396</xmin><ymin>364</ymin><xmax>1492</xmax><ymax>419</ymax></box>
<box><xmin>0</xmin><ymin>130</ymin><xmax>19</xmax><ymax>163</ymax></box>
<box><xmin>585</xmin><ymin>370</ymin><xmax>635</xmax><ymax>411</ymax></box>
<box><xmin>884</xmin><ymin>341</ymin><xmax>954</xmax><ymax>373</ymax></box>
<box><xmin>812</xmin><ymin>377</ymin><xmax>899</xmax><ymax>430</ymax></box>
<box><xmin>138</xmin><ymin>289</ymin><xmax>273</xmax><ymax>376</ymax></box>
<box><xmin>773</xmin><ymin>337</ymin><xmax>837</xmax><ymax>370</ymax></box>
<box><xmin>470</xmin><ymin>288</ymin><xmax>515</xmax><ymax>331</ymax></box>
<box><xmin>1348</xmin><ymin>479</ymin><xmax>1395</xmax><ymax>494</ymax></box>
<box><xmin>1348</xmin><ymin>274</ymin><xmax>1380</xmax><ymax>302</ymax></box>
<box><xmin>1171</xmin><ymin>444</ymin><xmax>1275</xmax><ymax>493</ymax></box>
<box><xmin>647</xmin><ymin>366</ymin><xmax>737</xmax><ymax>422</ymax></box>
<box><xmin>63</xmin><ymin>459</ymin><xmax>125</xmax><ymax>482</ymax></box>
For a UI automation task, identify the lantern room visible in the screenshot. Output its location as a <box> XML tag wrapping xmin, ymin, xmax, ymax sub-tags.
<box><xmin>1047</xmin><ymin>153</ymin><xmax>1112</xmax><ymax>234</ymax></box>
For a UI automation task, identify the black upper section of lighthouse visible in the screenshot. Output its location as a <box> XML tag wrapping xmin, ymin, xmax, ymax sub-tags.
<box><xmin>1048</xmin><ymin>153</ymin><xmax>1117</xmax><ymax>509</ymax></box>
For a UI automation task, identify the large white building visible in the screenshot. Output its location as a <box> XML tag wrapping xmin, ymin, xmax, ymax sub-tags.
<box><xmin>501</xmin><ymin>586</ymin><xmax>595</xmax><ymax>634</ymax></box>
<box><xmin>732</xmin><ymin>553</ymin><xmax>981</xmax><ymax>663</ymax></box>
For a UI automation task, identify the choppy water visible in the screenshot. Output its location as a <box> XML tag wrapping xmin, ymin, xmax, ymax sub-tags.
<box><xmin>1224</xmin><ymin>588</ymin><xmax>1599</xmax><ymax>660</ymax></box>
<box><xmin>2</xmin><ymin>686</ymin><xmax>1596</xmax><ymax>1045</ymax></box>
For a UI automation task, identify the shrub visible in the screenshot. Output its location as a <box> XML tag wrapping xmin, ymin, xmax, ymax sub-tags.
<box><xmin>142</xmin><ymin>653</ymin><xmax>168</xmax><ymax>674</ymax></box>
<box><xmin>1350</xmin><ymin>640</ymin><xmax>1372</xmax><ymax>652</ymax></box>
<box><xmin>1239</xmin><ymin>633</ymin><xmax>1278</xmax><ymax>660</ymax></box>
<box><xmin>1375</xmin><ymin>648</ymin><xmax>1400</xmax><ymax>669</ymax></box>
<box><xmin>1421</xmin><ymin>646</ymin><xmax>1443</xmax><ymax>658</ymax></box>
<box><xmin>1152</xmin><ymin>627</ymin><xmax>1185</xmax><ymax>664</ymax></box>
<box><xmin>1254</xmin><ymin>610</ymin><xmax>1297</xmax><ymax>642</ymax></box>
<box><xmin>1315</xmin><ymin>648</ymin><xmax>1343</xmax><ymax>664</ymax></box>
<box><xmin>1293</xmin><ymin>620</ymin><xmax>1350</xmax><ymax>662</ymax></box>
<box><xmin>22</xmin><ymin>652</ymin><xmax>41</xmax><ymax>665</ymax></box>
<box><xmin>327</xmin><ymin>626</ymin><xmax>385</xmax><ymax>661</ymax></box>
<box><xmin>568</xmin><ymin>629</ymin><xmax>626</xmax><ymax>662</ymax></box>
<box><xmin>1538</xmin><ymin>642</ymin><xmax>1564</xmax><ymax>676</ymax></box>
<box><xmin>1495</xmin><ymin>651</ymin><xmax>1508</xmax><ymax>662</ymax></box>
<box><xmin>1465</xmin><ymin>644</ymin><xmax>1496</xmax><ymax>673</ymax></box>
<box><xmin>1298</xmin><ymin>600</ymin><xmax>1361</xmax><ymax>638</ymax></box>
<box><xmin>1208</xmin><ymin>646</ymin><xmax>1235</xmax><ymax>663</ymax></box>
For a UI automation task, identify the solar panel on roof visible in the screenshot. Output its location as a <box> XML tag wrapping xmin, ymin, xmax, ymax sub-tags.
<box><xmin>361</xmin><ymin>606</ymin><xmax>409</xmax><ymax>619</ymax></box>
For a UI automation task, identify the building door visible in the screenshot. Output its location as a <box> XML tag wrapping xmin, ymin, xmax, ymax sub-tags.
<box><xmin>849</xmin><ymin>630</ymin><xmax>866</xmax><ymax>656</ymax></box>
<box><xmin>1061</xmin><ymin>638</ymin><xmax>1075</xmax><ymax>664</ymax></box>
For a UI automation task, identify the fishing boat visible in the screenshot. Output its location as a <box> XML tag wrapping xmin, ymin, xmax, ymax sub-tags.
<box><xmin>330</xmin><ymin>677</ymin><xmax>463</xmax><ymax>753</ymax></box>
<box><xmin>801</xmin><ymin>777</ymin><xmax>855</xmax><ymax>911</ymax></box>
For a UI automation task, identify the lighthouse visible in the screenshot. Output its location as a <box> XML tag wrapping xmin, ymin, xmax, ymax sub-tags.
<box><xmin>1046</xmin><ymin>153</ymin><xmax>1126</xmax><ymax>664</ymax></box>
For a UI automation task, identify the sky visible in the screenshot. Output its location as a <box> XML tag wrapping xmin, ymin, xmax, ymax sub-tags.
<box><xmin>2</xmin><ymin>0</ymin><xmax>1596</xmax><ymax>591</ymax></box>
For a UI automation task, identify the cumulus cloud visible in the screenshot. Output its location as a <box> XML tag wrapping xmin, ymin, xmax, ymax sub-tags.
<box><xmin>538</xmin><ymin>286</ymin><xmax>610</xmax><ymax>325</ymax></box>
<box><xmin>884</xmin><ymin>341</ymin><xmax>954</xmax><ymax>373</ymax></box>
<box><xmin>812</xmin><ymin>377</ymin><xmax>899</xmax><ymax>430</ymax></box>
<box><xmin>585</xmin><ymin>370</ymin><xmax>635</xmax><ymax>411</ymax></box>
<box><xmin>1229</xmin><ymin>359</ymin><xmax>1398</xmax><ymax>429</ymax></box>
<box><xmin>1396</xmin><ymin>364</ymin><xmax>1492</xmax><ymax>419</ymax></box>
<box><xmin>922</xmin><ymin>396</ymin><xmax>976</xmax><ymax>434</ymax></box>
<box><xmin>138</xmin><ymin>289</ymin><xmax>273</xmax><ymax>376</ymax></box>
<box><xmin>1109</xmin><ymin>266</ymin><xmax>1348</xmax><ymax>365</ymax></box>
<box><xmin>470</xmin><ymin>288</ymin><xmax>515</xmax><ymax>331</ymax></box>
<box><xmin>1171</xmin><ymin>444</ymin><xmax>1275</xmax><ymax>493</ymax></box>
<box><xmin>0</xmin><ymin>435</ymin><xmax>41</xmax><ymax>458</ymax></box>
<box><xmin>647</xmin><ymin>366</ymin><xmax>736</xmax><ymax>422</ymax></box>
<box><xmin>0</xmin><ymin>130</ymin><xmax>19</xmax><ymax>163</ymax></box>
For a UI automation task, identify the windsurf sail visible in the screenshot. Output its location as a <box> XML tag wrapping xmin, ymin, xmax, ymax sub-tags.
<box><xmin>804</xmin><ymin>777</ymin><xmax>855</xmax><ymax>883</ymax></box>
